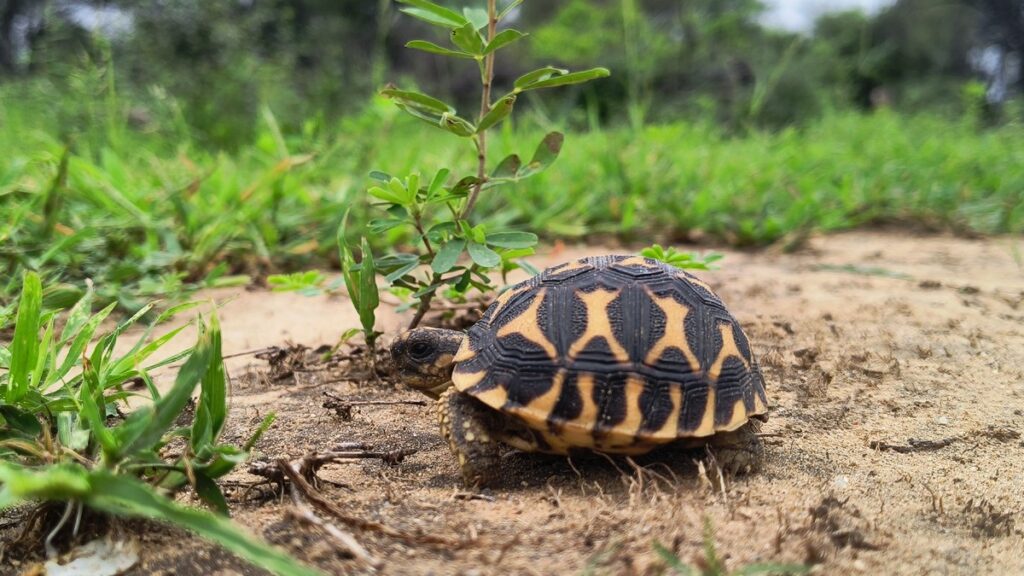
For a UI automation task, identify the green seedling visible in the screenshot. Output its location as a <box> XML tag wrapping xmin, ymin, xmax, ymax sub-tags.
<box><xmin>654</xmin><ymin>519</ymin><xmax>809</xmax><ymax>576</ymax></box>
<box><xmin>642</xmin><ymin>244</ymin><xmax>724</xmax><ymax>271</ymax></box>
<box><xmin>359</xmin><ymin>0</ymin><xmax>609</xmax><ymax>329</ymax></box>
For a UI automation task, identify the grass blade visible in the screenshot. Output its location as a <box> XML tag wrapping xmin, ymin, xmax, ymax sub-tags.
<box><xmin>8</xmin><ymin>271</ymin><xmax>42</xmax><ymax>402</ymax></box>
<box><xmin>192</xmin><ymin>313</ymin><xmax>226</xmax><ymax>451</ymax></box>
<box><xmin>85</xmin><ymin>470</ymin><xmax>324</xmax><ymax>576</ymax></box>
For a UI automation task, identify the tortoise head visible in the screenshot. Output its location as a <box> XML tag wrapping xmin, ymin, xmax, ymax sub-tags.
<box><xmin>389</xmin><ymin>328</ymin><xmax>465</xmax><ymax>399</ymax></box>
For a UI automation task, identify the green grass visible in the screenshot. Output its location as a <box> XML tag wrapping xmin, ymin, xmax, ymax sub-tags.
<box><xmin>2</xmin><ymin>82</ymin><xmax>1022</xmax><ymax>311</ymax></box>
<box><xmin>0</xmin><ymin>272</ymin><xmax>319</xmax><ymax>575</ymax></box>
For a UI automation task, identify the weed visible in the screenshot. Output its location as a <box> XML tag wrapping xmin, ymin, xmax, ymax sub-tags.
<box><xmin>352</xmin><ymin>0</ymin><xmax>609</xmax><ymax>334</ymax></box>
<box><xmin>641</xmin><ymin>244</ymin><xmax>723</xmax><ymax>271</ymax></box>
<box><xmin>0</xmin><ymin>272</ymin><xmax>318</xmax><ymax>575</ymax></box>
<box><xmin>654</xmin><ymin>519</ymin><xmax>809</xmax><ymax>576</ymax></box>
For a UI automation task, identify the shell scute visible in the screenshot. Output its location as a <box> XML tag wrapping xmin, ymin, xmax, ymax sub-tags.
<box><xmin>451</xmin><ymin>255</ymin><xmax>768</xmax><ymax>448</ymax></box>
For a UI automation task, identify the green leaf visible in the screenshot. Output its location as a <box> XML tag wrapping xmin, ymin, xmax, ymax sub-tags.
<box><xmin>0</xmin><ymin>462</ymin><xmax>92</xmax><ymax>504</ymax></box>
<box><xmin>243</xmin><ymin>413</ymin><xmax>276</xmax><ymax>452</ymax></box>
<box><xmin>476</xmin><ymin>95</ymin><xmax>516</xmax><ymax>133</ymax></box>
<box><xmin>79</xmin><ymin>360</ymin><xmax>119</xmax><ymax>459</ymax></box>
<box><xmin>368</xmin><ymin>218</ymin><xmax>406</xmax><ymax>235</ymax></box>
<box><xmin>194</xmin><ymin>472</ymin><xmax>230</xmax><ymax>516</ymax></box>
<box><xmin>41</xmin><ymin>283</ymin><xmax>84</xmax><ymax>311</ymax></box>
<box><xmin>432</xmin><ymin>240</ymin><xmax>465</xmax><ymax>274</ymax></box>
<box><xmin>57</xmin><ymin>412</ymin><xmax>90</xmax><ymax>452</ymax></box>
<box><xmin>517</xmin><ymin>67</ymin><xmax>611</xmax><ymax>91</ymax></box>
<box><xmin>468</xmin><ymin>224</ymin><xmax>487</xmax><ymax>245</ymax></box>
<box><xmin>8</xmin><ymin>271</ymin><xmax>42</xmax><ymax>402</ymax></box>
<box><xmin>115</xmin><ymin>320</ymin><xmax>212</xmax><ymax>456</ymax></box>
<box><xmin>484</xmin><ymin>29</ymin><xmax>526</xmax><ymax>54</ymax></box>
<box><xmin>405</xmin><ymin>40</ymin><xmax>474</xmax><ymax>59</ymax></box>
<box><xmin>357</xmin><ymin>238</ymin><xmax>379</xmax><ymax>337</ymax></box>
<box><xmin>492</xmin><ymin>154</ymin><xmax>522</xmax><ymax>179</ymax></box>
<box><xmin>192</xmin><ymin>314</ymin><xmax>226</xmax><ymax>452</ymax></box>
<box><xmin>380</xmin><ymin>88</ymin><xmax>454</xmax><ymax>114</ymax></box>
<box><xmin>467</xmin><ymin>242</ymin><xmax>501</xmax><ymax>268</ymax></box>
<box><xmin>486</xmin><ymin>231</ymin><xmax>538</xmax><ymax>249</ymax></box>
<box><xmin>397</xmin><ymin>0</ymin><xmax>468</xmax><ymax>29</ymax></box>
<box><xmin>462</xmin><ymin>6</ymin><xmax>489</xmax><ymax>29</ymax></box>
<box><xmin>368</xmin><ymin>185</ymin><xmax>406</xmax><ymax>205</ymax></box>
<box><xmin>518</xmin><ymin>132</ymin><xmax>564</xmax><ymax>178</ymax></box>
<box><xmin>450</xmin><ymin>22</ymin><xmax>485</xmax><ymax>55</ymax></box>
<box><xmin>497</xmin><ymin>0</ymin><xmax>524</xmax><ymax>21</ymax></box>
<box><xmin>389</xmin><ymin>176</ymin><xmax>413</xmax><ymax>205</ymax></box>
<box><xmin>381</xmin><ymin>254</ymin><xmax>421</xmax><ymax>283</ymax></box>
<box><xmin>58</xmin><ymin>282</ymin><xmax>95</xmax><ymax>344</ymax></box>
<box><xmin>440</xmin><ymin>114</ymin><xmax>476</xmax><ymax>137</ymax></box>
<box><xmin>0</xmin><ymin>405</ymin><xmax>42</xmax><ymax>436</ymax></box>
<box><xmin>427</xmin><ymin>168</ymin><xmax>450</xmax><ymax>199</ymax></box>
<box><xmin>82</xmin><ymin>470</ymin><xmax>324</xmax><ymax>576</ymax></box>
<box><xmin>368</xmin><ymin>170</ymin><xmax>392</xmax><ymax>183</ymax></box>
<box><xmin>513</xmin><ymin>66</ymin><xmax>568</xmax><ymax>90</ymax></box>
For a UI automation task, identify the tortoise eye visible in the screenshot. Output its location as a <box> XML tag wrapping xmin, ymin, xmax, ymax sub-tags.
<box><xmin>408</xmin><ymin>340</ymin><xmax>434</xmax><ymax>360</ymax></box>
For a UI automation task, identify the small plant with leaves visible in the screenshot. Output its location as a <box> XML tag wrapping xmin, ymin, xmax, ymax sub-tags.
<box><xmin>351</xmin><ymin>0</ymin><xmax>609</xmax><ymax>330</ymax></box>
<box><xmin>0</xmin><ymin>272</ymin><xmax>318</xmax><ymax>576</ymax></box>
<box><xmin>654</xmin><ymin>519</ymin><xmax>809</xmax><ymax>576</ymax></box>
<box><xmin>641</xmin><ymin>244</ymin><xmax>724</xmax><ymax>271</ymax></box>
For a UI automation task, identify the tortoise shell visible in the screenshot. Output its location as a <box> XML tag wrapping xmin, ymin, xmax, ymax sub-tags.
<box><xmin>450</xmin><ymin>255</ymin><xmax>768</xmax><ymax>453</ymax></box>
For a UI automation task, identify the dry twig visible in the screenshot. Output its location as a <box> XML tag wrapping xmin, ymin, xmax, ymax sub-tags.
<box><xmin>277</xmin><ymin>459</ymin><xmax>456</xmax><ymax>547</ymax></box>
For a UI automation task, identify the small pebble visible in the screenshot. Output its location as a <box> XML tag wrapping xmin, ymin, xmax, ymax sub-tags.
<box><xmin>937</xmin><ymin>416</ymin><xmax>950</xmax><ymax>426</ymax></box>
<box><xmin>832</xmin><ymin>475</ymin><xmax>850</xmax><ymax>490</ymax></box>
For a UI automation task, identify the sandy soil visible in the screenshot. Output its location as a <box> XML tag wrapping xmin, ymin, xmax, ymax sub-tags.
<box><xmin>4</xmin><ymin>231</ymin><xmax>1023</xmax><ymax>576</ymax></box>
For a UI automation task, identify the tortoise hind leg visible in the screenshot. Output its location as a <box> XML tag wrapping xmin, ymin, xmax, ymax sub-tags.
<box><xmin>438</xmin><ymin>389</ymin><xmax>502</xmax><ymax>487</ymax></box>
<box><xmin>706</xmin><ymin>420</ymin><xmax>764</xmax><ymax>475</ymax></box>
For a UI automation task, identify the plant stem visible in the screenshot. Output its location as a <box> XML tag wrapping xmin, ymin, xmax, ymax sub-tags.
<box><xmin>461</xmin><ymin>0</ymin><xmax>498</xmax><ymax>220</ymax></box>
<box><xmin>407</xmin><ymin>273</ymin><xmax>441</xmax><ymax>329</ymax></box>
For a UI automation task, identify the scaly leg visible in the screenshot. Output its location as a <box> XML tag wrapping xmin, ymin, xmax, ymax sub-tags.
<box><xmin>705</xmin><ymin>420</ymin><xmax>764</xmax><ymax>475</ymax></box>
<box><xmin>438</xmin><ymin>389</ymin><xmax>502</xmax><ymax>487</ymax></box>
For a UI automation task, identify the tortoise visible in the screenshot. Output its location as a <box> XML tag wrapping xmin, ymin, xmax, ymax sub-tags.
<box><xmin>390</xmin><ymin>254</ymin><xmax>769</xmax><ymax>486</ymax></box>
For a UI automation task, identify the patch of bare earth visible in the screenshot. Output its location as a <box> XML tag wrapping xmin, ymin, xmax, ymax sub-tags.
<box><xmin>3</xmin><ymin>231</ymin><xmax>1023</xmax><ymax>576</ymax></box>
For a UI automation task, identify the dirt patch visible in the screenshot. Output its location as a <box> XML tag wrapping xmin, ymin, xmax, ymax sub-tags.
<box><xmin>4</xmin><ymin>231</ymin><xmax>1023</xmax><ymax>575</ymax></box>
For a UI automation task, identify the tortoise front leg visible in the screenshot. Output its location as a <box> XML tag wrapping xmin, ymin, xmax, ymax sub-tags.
<box><xmin>438</xmin><ymin>389</ymin><xmax>502</xmax><ymax>487</ymax></box>
<box><xmin>705</xmin><ymin>420</ymin><xmax>765</xmax><ymax>475</ymax></box>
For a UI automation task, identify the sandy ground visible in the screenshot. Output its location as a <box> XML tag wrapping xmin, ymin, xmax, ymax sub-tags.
<box><xmin>3</xmin><ymin>230</ymin><xmax>1023</xmax><ymax>576</ymax></box>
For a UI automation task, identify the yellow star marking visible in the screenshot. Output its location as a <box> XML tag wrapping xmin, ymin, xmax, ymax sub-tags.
<box><xmin>751</xmin><ymin>389</ymin><xmax>769</xmax><ymax>415</ymax></box>
<box><xmin>646</xmin><ymin>384</ymin><xmax>682</xmax><ymax>440</ymax></box>
<box><xmin>547</xmin><ymin>259</ymin><xmax>593</xmax><ymax>276</ymax></box>
<box><xmin>496</xmin><ymin>289</ymin><xmax>558</xmax><ymax>359</ymax></box>
<box><xmin>613</xmin><ymin>256</ymin><xmax>657</xmax><ymax>269</ymax></box>
<box><xmin>709</xmin><ymin>323</ymin><xmax>750</xmax><ymax>381</ymax></box>
<box><xmin>720</xmin><ymin>399</ymin><xmax>749</xmax><ymax>431</ymax></box>
<box><xmin>538</xmin><ymin>430</ymin><xmax>573</xmax><ymax>454</ymax></box>
<box><xmin>482</xmin><ymin>283</ymin><xmax>532</xmax><ymax>325</ymax></box>
<box><xmin>692</xmin><ymin>386</ymin><xmax>717</xmax><ymax>437</ymax></box>
<box><xmin>551</xmin><ymin>373</ymin><xmax>599</xmax><ymax>448</ymax></box>
<box><xmin>509</xmin><ymin>370</ymin><xmax>565</xmax><ymax>426</ymax></box>
<box><xmin>644</xmin><ymin>291</ymin><xmax>702</xmax><ymax>374</ymax></box>
<box><xmin>452</xmin><ymin>338</ymin><xmax>475</xmax><ymax>363</ymax></box>
<box><xmin>678</xmin><ymin>271</ymin><xmax>717</xmax><ymax>296</ymax></box>
<box><xmin>452</xmin><ymin>368</ymin><xmax>487</xmax><ymax>392</ymax></box>
<box><xmin>470</xmin><ymin>383</ymin><xmax>509</xmax><ymax>411</ymax></box>
<box><xmin>567</xmin><ymin>288</ymin><xmax>630</xmax><ymax>362</ymax></box>
<box><xmin>600</xmin><ymin>375</ymin><xmax>647</xmax><ymax>447</ymax></box>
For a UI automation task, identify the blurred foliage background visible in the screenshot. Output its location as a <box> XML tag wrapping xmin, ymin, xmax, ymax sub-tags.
<box><xmin>3</xmin><ymin>0</ymin><xmax>1022</xmax><ymax>144</ymax></box>
<box><xmin>1</xmin><ymin>0</ymin><xmax>1023</xmax><ymax>310</ymax></box>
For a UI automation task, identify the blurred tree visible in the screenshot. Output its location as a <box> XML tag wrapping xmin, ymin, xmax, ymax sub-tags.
<box><xmin>966</xmin><ymin>0</ymin><xmax>1024</xmax><ymax>94</ymax></box>
<box><xmin>2</xmin><ymin>0</ymin><xmax>1019</xmax><ymax>140</ymax></box>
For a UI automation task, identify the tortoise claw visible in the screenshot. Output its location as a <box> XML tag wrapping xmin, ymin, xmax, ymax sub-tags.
<box><xmin>439</xmin><ymin>389</ymin><xmax>502</xmax><ymax>487</ymax></box>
